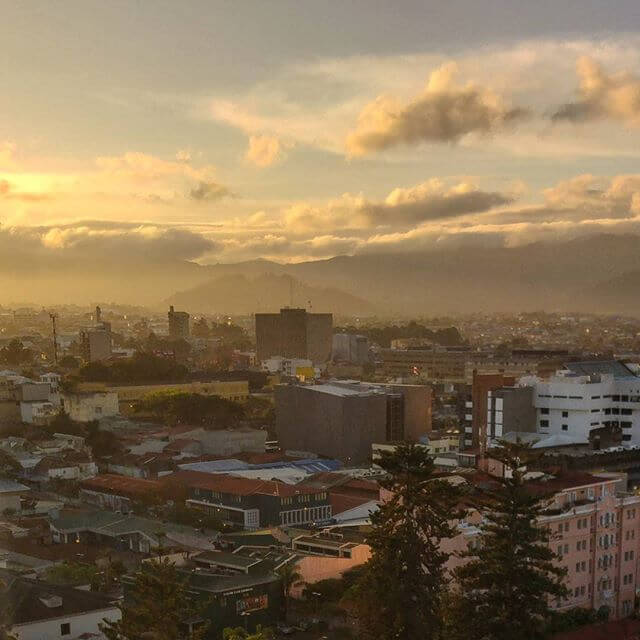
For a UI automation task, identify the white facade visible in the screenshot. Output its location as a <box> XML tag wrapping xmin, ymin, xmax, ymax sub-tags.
<box><xmin>10</xmin><ymin>606</ymin><xmax>121</xmax><ymax>640</ymax></box>
<box><xmin>20</xmin><ymin>401</ymin><xmax>58</xmax><ymax>425</ymax></box>
<box><xmin>529</xmin><ymin>371</ymin><xmax>640</xmax><ymax>445</ymax></box>
<box><xmin>63</xmin><ymin>392</ymin><xmax>119</xmax><ymax>422</ymax></box>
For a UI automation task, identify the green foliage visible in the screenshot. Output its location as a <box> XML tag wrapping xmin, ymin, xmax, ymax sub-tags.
<box><xmin>0</xmin><ymin>339</ymin><xmax>32</xmax><ymax>366</ymax></box>
<box><xmin>79</xmin><ymin>352</ymin><xmax>189</xmax><ymax>384</ymax></box>
<box><xmin>446</xmin><ymin>441</ymin><xmax>568</xmax><ymax>640</ymax></box>
<box><xmin>354</xmin><ymin>443</ymin><xmax>460</xmax><ymax>640</ymax></box>
<box><xmin>58</xmin><ymin>355</ymin><xmax>80</xmax><ymax>369</ymax></box>
<box><xmin>335</xmin><ymin>322</ymin><xmax>464</xmax><ymax>348</ymax></box>
<box><xmin>134</xmin><ymin>391</ymin><xmax>244</xmax><ymax>428</ymax></box>
<box><xmin>543</xmin><ymin>607</ymin><xmax>601</xmax><ymax>635</ymax></box>
<box><xmin>43</xmin><ymin>561</ymin><xmax>99</xmax><ymax>587</ymax></box>
<box><xmin>100</xmin><ymin>558</ymin><xmax>208</xmax><ymax>640</ymax></box>
<box><xmin>222</xmin><ymin>625</ymin><xmax>274</xmax><ymax>640</ymax></box>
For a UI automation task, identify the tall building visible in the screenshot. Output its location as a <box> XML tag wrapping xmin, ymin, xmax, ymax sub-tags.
<box><xmin>168</xmin><ymin>305</ymin><xmax>190</xmax><ymax>339</ymax></box>
<box><xmin>275</xmin><ymin>381</ymin><xmax>431</xmax><ymax>463</ymax></box>
<box><xmin>79</xmin><ymin>327</ymin><xmax>112</xmax><ymax>362</ymax></box>
<box><xmin>332</xmin><ymin>333</ymin><xmax>370</xmax><ymax>365</ymax></box>
<box><xmin>255</xmin><ymin>308</ymin><xmax>332</xmax><ymax>363</ymax></box>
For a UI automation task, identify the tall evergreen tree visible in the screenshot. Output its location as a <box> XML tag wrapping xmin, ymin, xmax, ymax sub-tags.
<box><xmin>276</xmin><ymin>561</ymin><xmax>302</xmax><ymax>619</ymax></box>
<box><xmin>446</xmin><ymin>441</ymin><xmax>568</xmax><ymax>640</ymax></box>
<box><xmin>100</xmin><ymin>559</ymin><xmax>207</xmax><ymax>640</ymax></box>
<box><xmin>354</xmin><ymin>443</ymin><xmax>460</xmax><ymax>640</ymax></box>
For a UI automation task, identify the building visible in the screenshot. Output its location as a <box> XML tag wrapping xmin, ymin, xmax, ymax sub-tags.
<box><xmin>447</xmin><ymin>470</ymin><xmax>640</xmax><ymax>620</ymax></box>
<box><xmin>528</xmin><ymin>361</ymin><xmax>640</xmax><ymax>446</ymax></box>
<box><xmin>168</xmin><ymin>305</ymin><xmax>190</xmax><ymax>339</ymax></box>
<box><xmin>275</xmin><ymin>381</ymin><xmax>431</xmax><ymax>463</ymax></box>
<box><xmin>79</xmin><ymin>474</ymin><xmax>169</xmax><ymax>513</ymax></box>
<box><xmin>173</xmin><ymin>471</ymin><xmax>332</xmax><ymax>529</ymax></box>
<box><xmin>3</xmin><ymin>572</ymin><xmax>121</xmax><ymax>640</ymax></box>
<box><xmin>0</xmin><ymin>479</ymin><xmax>29</xmax><ymax>513</ymax></box>
<box><xmin>62</xmin><ymin>391</ymin><xmax>119</xmax><ymax>422</ymax></box>
<box><xmin>79</xmin><ymin>326</ymin><xmax>112</xmax><ymax>362</ymax></box>
<box><xmin>261</xmin><ymin>356</ymin><xmax>315</xmax><ymax>380</ymax></box>
<box><xmin>255</xmin><ymin>308</ymin><xmax>332</xmax><ymax>364</ymax></box>
<box><xmin>485</xmin><ymin>385</ymin><xmax>536</xmax><ymax>448</ymax></box>
<box><xmin>332</xmin><ymin>333</ymin><xmax>370</xmax><ymax>365</ymax></box>
<box><xmin>380</xmin><ymin>346</ymin><xmax>472</xmax><ymax>382</ymax></box>
<box><xmin>20</xmin><ymin>401</ymin><xmax>58</xmax><ymax>425</ymax></box>
<box><xmin>372</xmin><ymin>430</ymin><xmax>459</xmax><ymax>461</ymax></box>
<box><xmin>168</xmin><ymin>426</ymin><xmax>267</xmax><ymax>456</ymax></box>
<box><xmin>79</xmin><ymin>379</ymin><xmax>249</xmax><ymax>413</ymax></box>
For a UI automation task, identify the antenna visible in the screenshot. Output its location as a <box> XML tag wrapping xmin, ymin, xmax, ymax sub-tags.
<box><xmin>49</xmin><ymin>312</ymin><xmax>58</xmax><ymax>365</ymax></box>
<box><xmin>289</xmin><ymin>276</ymin><xmax>294</xmax><ymax>308</ymax></box>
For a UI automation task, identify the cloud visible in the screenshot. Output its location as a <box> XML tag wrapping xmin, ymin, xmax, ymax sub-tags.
<box><xmin>283</xmin><ymin>179</ymin><xmax>514</xmax><ymax>232</ymax></box>
<box><xmin>245</xmin><ymin>135</ymin><xmax>285</xmax><ymax>167</ymax></box>
<box><xmin>553</xmin><ymin>56</ymin><xmax>640</xmax><ymax>125</ymax></box>
<box><xmin>189</xmin><ymin>180</ymin><xmax>230</xmax><ymax>201</ymax></box>
<box><xmin>345</xmin><ymin>63</ymin><xmax>528</xmax><ymax>155</ymax></box>
<box><xmin>0</xmin><ymin>223</ymin><xmax>216</xmax><ymax>270</ymax></box>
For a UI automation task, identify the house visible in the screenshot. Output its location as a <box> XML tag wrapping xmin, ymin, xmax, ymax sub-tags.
<box><xmin>3</xmin><ymin>571</ymin><xmax>121</xmax><ymax>640</ymax></box>
<box><xmin>0</xmin><ymin>478</ymin><xmax>30</xmax><ymax>513</ymax></box>
<box><xmin>33</xmin><ymin>452</ymin><xmax>97</xmax><ymax>481</ymax></box>
<box><xmin>79</xmin><ymin>474</ymin><xmax>168</xmax><ymax>513</ymax></box>
<box><xmin>63</xmin><ymin>391</ymin><xmax>119</xmax><ymax>422</ymax></box>
<box><xmin>106</xmin><ymin>453</ymin><xmax>175</xmax><ymax>479</ymax></box>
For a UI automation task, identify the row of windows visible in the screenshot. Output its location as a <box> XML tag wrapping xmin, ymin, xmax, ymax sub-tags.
<box><xmin>279</xmin><ymin>505</ymin><xmax>331</xmax><ymax>525</ymax></box>
<box><xmin>627</xmin><ymin>508</ymin><xmax>637</xmax><ymax>520</ymax></box>
<box><xmin>626</xmin><ymin>529</ymin><xmax>636</xmax><ymax>541</ymax></box>
<box><xmin>623</xmin><ymin>573</ymin><xmax>634</xmax><ymax>585</ymax></box>
<box><xmin>624</xmin><ymin>550</ymin><xmax>635</xmax><ymax>562</ymax></box>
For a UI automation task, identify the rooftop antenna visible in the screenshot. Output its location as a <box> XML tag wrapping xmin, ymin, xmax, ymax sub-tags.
<box><xmin>49</xmin><ymin>312</ymin><xmax>58</xmax><ymax>365</ymax></box>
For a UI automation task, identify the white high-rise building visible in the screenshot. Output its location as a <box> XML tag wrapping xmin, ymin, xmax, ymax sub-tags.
<box><xmin>527</xmin><ymin>361</ymin><xmax>640</xmax><ymax>446</ymax></box>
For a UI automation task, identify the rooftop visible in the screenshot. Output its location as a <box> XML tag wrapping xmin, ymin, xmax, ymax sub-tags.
<box><xmin>566</xmin><ymin>360</ymin><xmax>638</xmax><ymax>379</ymax></box>
<box><xmin>2</xmin><ymin>571</ymin><xmax>119</xmax><ymax>626</ymax></box>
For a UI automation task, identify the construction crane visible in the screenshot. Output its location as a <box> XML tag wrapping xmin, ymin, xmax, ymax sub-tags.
<box><xmin>49</xmin><ymin>312</ymin><xmax>58</xmax><ymax>365</ymax></box>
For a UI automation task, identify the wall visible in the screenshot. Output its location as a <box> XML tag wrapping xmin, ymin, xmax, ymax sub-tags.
<box><xmin>63</xmin><ymin>392</ymin><xmax>119</xmax><ymax>422</ymax></box>
<box><xmin>176</xmin><ymin>427</ymin><xmax>267</xmax><ymax>455</ymax></box>
<box><xmin>11</xmin><ymin>607</ymin><xmax>121</xmax><ymax>640</ymax></box>
<box><xmin>291</xmin><ymin>543</ymin><xmax>372</xmax><ymax>597</ymax></box>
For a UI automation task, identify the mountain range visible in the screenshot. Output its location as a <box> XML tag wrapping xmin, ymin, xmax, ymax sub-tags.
<box><xmin>5</xmin><ymin>233</ymin><xmax>640</xmax><ymax>316</ymax></box>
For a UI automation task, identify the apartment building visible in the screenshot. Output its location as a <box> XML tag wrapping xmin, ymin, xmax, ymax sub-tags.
<box><xmin>446</xmin><ymin>470</ymin><xmax>640</xmax><ymax>620</ymax></box>
<box><xmin>168</xmin><ymin>305</ymin><xmax>190</xmax><ymax>339</ymax></box>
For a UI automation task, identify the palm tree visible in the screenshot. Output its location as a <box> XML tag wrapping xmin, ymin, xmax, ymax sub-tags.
<box><xmin>276</xmin><ymin>561</ymin><xmax>302</xmax><ymax>620</ymax></box>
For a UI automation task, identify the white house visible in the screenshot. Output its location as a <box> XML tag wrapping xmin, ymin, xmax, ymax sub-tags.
<box><xmin>0</xmin><ymin>478</ymin><xmax>29</xmax><ymax>513</ymax></box>
<box><xmin>63</xmin><ymin>391</ymin><xmax>119</xmax><ymax>422</ymax></box>
<box><xmin>5</xmin><ymin>574</ymin><xmax>121</xmax><ymax>640</ymax></box>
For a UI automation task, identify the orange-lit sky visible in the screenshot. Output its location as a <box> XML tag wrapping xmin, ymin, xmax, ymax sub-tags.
<box><xmin>3</xmin><ymin>1</ymin><xmax>640</xmax><ymax>266</ymax></box>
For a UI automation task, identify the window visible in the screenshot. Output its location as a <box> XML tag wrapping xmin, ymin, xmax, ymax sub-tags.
<box><xmin>61</xmin><ymin>623</ymin><xmax>71</xmax><ymax>636</ymax></box>
<box><xmin>562</xmin><ymin>424</ymin><xmax>568</xmax><ymax>431</ymax></box>
<box><xmin>540</xmin><ymin>419</ymin><xmax>549</xmax><ymax>428</ymax></box>
<box><xmin>562</xmin><ymin>410</ymin><xmax>568</xmax><ymax>418</ymax></box>
<box><xmin>540</xmin><ymin>407</ymin><xmax>549</xmax><ymax>415</ymax></box>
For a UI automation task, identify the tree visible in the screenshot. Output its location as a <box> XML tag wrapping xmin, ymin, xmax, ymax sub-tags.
<box><xmin>276</xmin><ymin>561</ymin><xmax>302</xmax><ymax>619</ymax></box>
<box><xmin>446</xmin><ymin>441</ymin><xmax>568</xmax><ymax>640</ymax></box>
<box><xmin>0</xmin><ymin>339</ymin><xmax>32</xmax><ymax>366</ymax></box>
<box><xmin>223</xmin><ymin>626</ymin><xmax>274</xmax><ymax>640</ymax></box>
<box><xmin>353</xmin><ymin>443</ymin><xmax>460</xmax><ymax>640</ymax></box>
<box><xmin>0</xmin><ymin>576</ymin><xmax>17</xmax><ymax>640</ymax></box>
<box><xmin>100</xmin><ymin>558</ymin><xmax>208</xmax><ymax>640</ymax></box>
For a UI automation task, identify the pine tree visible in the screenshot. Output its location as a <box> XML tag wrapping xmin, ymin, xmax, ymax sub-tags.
<box><xmin>354</xmin><ymin>443</ymin><xmax>460</xmax><ymax>640</ymax></box>
<box><xmin>100</xmin><ymin>558</ymin><xmax>208</xmax><ymax>640</ymax></box>
<box><xmin>446</xmin><ymin>441</ymin><xmax>568</xmax><ymax>640</ymax></box>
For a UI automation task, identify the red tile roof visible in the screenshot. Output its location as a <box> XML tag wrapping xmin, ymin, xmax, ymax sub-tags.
<box><xmin>167</xmin><ymin>470</ymin><xmax>321</xmax><ymax>498</ymax></box>
<box><xmin>80</xmin><ymin>474</ymin><xmax>164</xmax><ymax>498</ymax></box>
<box><xmin>330</xmin><ymin>493</ymin><xmax>376</xmax><ymax>516</ymax></box>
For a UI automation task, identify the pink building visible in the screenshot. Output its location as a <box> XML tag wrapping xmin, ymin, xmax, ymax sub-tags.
<box><xmin>444</xmin><ymin>470</ymin><xmax>640</xmax><ymax>620</ymax></box>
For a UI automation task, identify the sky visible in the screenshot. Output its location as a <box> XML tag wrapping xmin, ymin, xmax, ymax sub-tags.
<box><xmin>3</xmin><ymin>0</ymin><xmax>640</xmax><ymax>266</ymax></box>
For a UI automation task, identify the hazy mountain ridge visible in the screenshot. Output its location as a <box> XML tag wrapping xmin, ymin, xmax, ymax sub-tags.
<box><xmin>165</xmin><ymin>273</ymin><xmax>376</xmax><ymax>315</ymax></box>
<box><xmin>3</xmin><ymin>233</ymin><xmax>640</xmax><ymax>314</ymax></box>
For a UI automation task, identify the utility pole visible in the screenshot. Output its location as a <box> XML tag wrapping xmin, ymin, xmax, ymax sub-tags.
<box><xmin>49</xmin><ymin>312</ymin><xmax>58</xmax><ymax>365</ymax></box>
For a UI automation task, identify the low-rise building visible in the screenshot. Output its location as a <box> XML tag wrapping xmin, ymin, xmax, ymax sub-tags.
<box><xmin>172</xmin><ymin>471</ymin><xmax>332</xmax><ymax>529</ymax></box>
<box><xmin>0</xmin><ymin>479</ymin><xmax>30</xmax><ymax>514</ymax></box>
<box><xmin>63</xmin><ymin>391</ymin><xmax>119</xmax><ymax>422</ymax></box>
<box><xmin>4</xmin><ymin>572</ymin><xmax>121</xmax><ymax>640</ymax></box>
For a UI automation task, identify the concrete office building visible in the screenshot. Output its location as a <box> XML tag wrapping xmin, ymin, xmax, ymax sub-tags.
<box><xmin>275</xmin><ymin>381</ymin><xmax>431</xmax><ymax>463</ymax></box>
<box><xmin>79</xmin><ymin>326</ymin><xmax>112</xmax><ymax>362</ymax></box>
<box><xmin>528</xmin><ymin>361</ymin><xmax>640</xmax><ymax>446</ymax></box>
<box><xmin>332</xmin><ymin>333</ymin><xmax>370</xmax><ymax>365</ymax></box>
<box><xmin>168</xmin><ymin>305</ymin><xmax>190</xmax><ymax>339</ymax></box>
<box><xmin>255</xmin><ymin>308</ymin><xmax>332</xmax><ymax>363</ymax></box>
